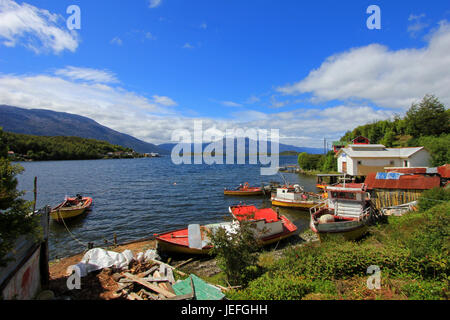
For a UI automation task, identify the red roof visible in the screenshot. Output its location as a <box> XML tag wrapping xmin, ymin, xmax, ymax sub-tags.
<box><xmin>231</xmin><ymin>205</ymin><xmax>280</xmax><ymax>223</ymax></box>
<box><xmin>385</xmin><ymin>167</ymin><xmax>427</xmax><ymax>174</ymax></box>
<box><xmin>364</xmin><ymin>172</ymin><xmax>440</xmax><ymax>190</ymax></box>
<box><xmin>438</xmin><ymin>164</ymin><xmax>450</xmax><ymax>179</ymax></box>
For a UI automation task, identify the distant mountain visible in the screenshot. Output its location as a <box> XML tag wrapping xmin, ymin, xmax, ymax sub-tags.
<box><xmin>0</xmin><ymin>105</ymin><xmax>167</xmax><ymax>154</ymax></box>
<box><xmin>158</xmin><ymin>139</ymin><xmax>323</xmax><ymax>155</ymax></box>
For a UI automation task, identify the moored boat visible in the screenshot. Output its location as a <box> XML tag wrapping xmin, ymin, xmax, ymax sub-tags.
<box><xmin>309</xmin><ymin>183</ymin><xmax>372</xmax><ymax>239</ymax></box>
<box><xmin>155</xmin><ymin>205</ymin><xmax>297</xmax><ymax>255</ymax></box>
<box><xmin>50</xmin><ymin>195</ymin><xmax>93</xmax><ymax>222</ymax></box>
<box><xmin>271</xmin><ymin>185</ymin><xmax>323</xmax><ymax>210</ymax></box>
<box><xmin>224</xmin><ymin>182</ymin><xmax>265</xmax><ymax>196</ymax></box>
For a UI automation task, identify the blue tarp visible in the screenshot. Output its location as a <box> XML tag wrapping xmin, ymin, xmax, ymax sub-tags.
<box><xmin>376</xmin><ymin>172</ymin><xmax>403</xmax><ymax>180</ymax></box>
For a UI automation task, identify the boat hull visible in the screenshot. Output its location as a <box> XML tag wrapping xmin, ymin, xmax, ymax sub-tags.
<box><xmin>50</xmin><ymin>197</ymin><xmax>93</xmax><ymax>222</ymax></box>
<box><xmin>310</xmin><ymin>216</ymin><xmax>369</xmax><ymax>240</ymax></box>
<box><xmin>272</xmin><ymin>199</ymin><xmax>317</xmax><ymax>210</ymax></box>
<box><xmin>224</xmin><ymin>189</ymin><xmax>264</xmax><ymax>196</ymax></box>
<box><xmin>156</xmin><ymin>214</ymin><xmax>298</xmax><ymax>256</ymax></box>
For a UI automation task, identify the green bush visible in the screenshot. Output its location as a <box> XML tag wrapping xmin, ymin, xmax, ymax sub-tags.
<box><xmin>400</xmin><ymin>280</ymin><xmax>449</xmax><ymax>300</ymax></box>
<box><xmin>228</xmin><ymin>202</ymin><xmax>449</xmax><ymax>300</ymax></box>
<box><xmin>228</xmin><ymin>273</ymin><xmax>315</xmax><ymax>300</ymax></box>
<box><xmin>418</xmin><ymin>188</ymin><xmax>450</xmax><ymax>212</ymax></box>
<box><xmin>207</xmin><ymin>220</ymin><xmax>262</xmax><ymax>286</ymax></box>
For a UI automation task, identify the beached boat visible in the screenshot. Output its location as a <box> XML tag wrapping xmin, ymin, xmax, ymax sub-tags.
<box><xmin>155</xmin><ymin>205</ymin><xmax>297</xmax><ymax>255</ymax></box>
<box><xmin>309</xmin><ymin>183</ymin><xmax>372</xmax><ymax>239</ymax></box>
<box><xmin>223</xmin><ymin>182</ymin><xmax>265</xmax><ymax>196</ymax></box>
<box><xmin>271</xmin><ymin>185</ymin><xmax>323</xmax><ymax>210</ymax></box>
<box><xmin>50</xmin><ymin>195</ymin><xmax>93</xmax><ymax>222</ymax></box>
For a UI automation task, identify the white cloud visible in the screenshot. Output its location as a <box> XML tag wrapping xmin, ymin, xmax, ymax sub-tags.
<box><xmin>408</xmin><ymin>13</ymin><xmax>429</xmax><ymax>37</ymax></box>
<box><xmin>0</xmin><ymin>0</ymin><xmax>79</xmax><ymax>54</ymax></box>
<box><xmin>110</xmin><ymin>37</ymin><xmax>123</xmax><ymax>46</ymax></box>
<box><xmin>148</xmin><ymin>0</ymin><xmax>161</xmax><ymax>9</ymax></box>
<box><xmin>182</xmin><ymin>42</ymin><xmax>194</xmax><ymax>49</ymax></box>
<box><xmin>245</xmin><ymin>95</ymin><xmax>260</xmax><ymax>104</ymax></box>
<box><xmin>152</xmin><ymin>95</ymin><xmax>177</xmax><ymax>107</ymax></box>
<box><xmin>54</xmin><ymin>66</ymin><xmax>119</xmax><ymax>84</ymax></box>
<box><xmin>0</xmin><ymin>67</ymin><xmax>395</xmax><ymax>147</ymax></box>
<box><xmin>221</xmin><ymin>101</ymin><xmax>243</xmax><ymax>107</ymax></box>
<box><xmin>277</xmin><ymin>21</ymin><xmax>450</xmax><ymax>110</ymax></box>
<box><xmin>200</xmin><ymin>23</ymin><xmax>207</xmax><ymax>30</ymax></box>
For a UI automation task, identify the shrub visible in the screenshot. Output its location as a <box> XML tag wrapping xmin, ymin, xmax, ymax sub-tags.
<box><xmin>207</xmin><ymin>220</ymin><xmax>262</xmax><ymax>286</ymax></box>
<box><xmin>418</xmin><ymin>188</ymin><xmax>450</xmax><ymax>212</ymax></box>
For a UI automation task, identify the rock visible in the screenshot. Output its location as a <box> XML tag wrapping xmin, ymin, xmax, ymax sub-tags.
<box><xmin>36</xmin><ymin>290</ymin><xmax>55</xmax><ymax>300</ymax></box>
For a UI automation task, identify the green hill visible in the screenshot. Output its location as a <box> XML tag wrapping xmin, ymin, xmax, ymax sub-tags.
<box><xmin>1</xmin><ymin>129</ymin><xmax>137</xmax><ymax>161</ymax></box>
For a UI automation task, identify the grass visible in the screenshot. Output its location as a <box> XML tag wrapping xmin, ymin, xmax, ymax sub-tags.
<box><xmin>226</xmin><ymin>198</ymin><xmax>449</xmax><ymax>300</ymax></box>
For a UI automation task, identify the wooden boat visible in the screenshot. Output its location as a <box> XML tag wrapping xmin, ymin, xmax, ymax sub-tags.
<box><xmin>50</xmin><ymin>195</ymin><xmax>93</xmax><ymax>222</ymax></box>
<box><xmin>223</xmin><ymin>182</ymin><xmax>265</xmax><ymax>196</ymax></box>
<box><xmin>155</xmin><ymin>205</ymin><xmax>297</xmax><ymax>255</ymax></box>
<box><xmin>271</xmin><ymin>185</ymin><xmax>324</xmax><ymax>210</ymax></box>
<box><xmin>309</xmin><ymin>183</ymin><xmax>372</xmax><ymax>240</ymax></box>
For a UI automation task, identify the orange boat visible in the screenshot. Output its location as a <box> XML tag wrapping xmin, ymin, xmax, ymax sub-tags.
<box><xmin>155</xmin><ymin>205</ymin><xmax>298</xmax><ymax>255</ymax></box>
<box><xmin>51</xmin><ymin>195</ymin><xmax>93</xmax><ymax>222</ymax></box>
<box><xmin>224</xmin><ymin>182</ymin><xmax>265</xmax><ymax>196</ymax></box>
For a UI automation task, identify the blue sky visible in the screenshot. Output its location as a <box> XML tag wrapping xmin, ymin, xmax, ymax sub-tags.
<box><xmin>0</xmin><ymin>0</ymin><xmax>449</xmax><ymax>147</ymax></box>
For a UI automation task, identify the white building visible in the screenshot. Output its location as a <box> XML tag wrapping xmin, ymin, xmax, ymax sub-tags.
<box><xmin>336</xmin><ymin>144</ymin><xmax>431</xmax><ymax>176</ymax></box>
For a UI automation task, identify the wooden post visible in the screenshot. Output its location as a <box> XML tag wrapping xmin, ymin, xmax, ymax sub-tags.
<box><xmin>113</xmin><ymin>234</ymin><xmax>118</xmax><ymax>246</ymax></box>
<box><xmin>33</xmin><ymin>177</ymin><xmax>37</xmax><ymax>213</ymax></box>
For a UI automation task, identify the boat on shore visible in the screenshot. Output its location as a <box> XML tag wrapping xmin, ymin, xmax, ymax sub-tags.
<box><xmin>155</xmin><ymin>205</ymin><xmax>297</xmax><ymax>255</ymax></box>
<box><xmin>271</xmin><ymin>185</ymin><xmax>323</xmax><ymax>210</ymax></box>
<box><xmin>50</xmin><ymin>195</ymin><xmax>93</xmax><ymax>222</ymax></box>
<box><xmin>309</xmin><ymin>183</ymin><xmax>373</xmax><ymax>240</ymax></box>
<box><xmin>223</xmin><ymin>182</ymin><xmax>266</xmax><ymax>196</ymax></box>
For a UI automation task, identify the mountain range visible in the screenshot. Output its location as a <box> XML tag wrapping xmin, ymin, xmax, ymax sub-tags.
<box><xmin>0</xmin><ymin>105</ymin><xmax>323</xmax><ymax>155</ymax></box>
<box><xmin>0</xmin><ymin>105</ymin><xmax>166</xmax><ymax>154</ymax></box>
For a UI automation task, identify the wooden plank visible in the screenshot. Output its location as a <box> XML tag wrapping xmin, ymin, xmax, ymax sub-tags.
<box><xmin>174</xmin><ymin>258</ymin><xmax>194</xmax><ymax>269</ymax></box>
<box><xmin>148</xmin><ymin>259</ymin><xmax>187</xmax><ymax>276</ymax></box>
<box><xmin>127</xmin><ymin>292</ymin><xmax>143</xmax><ymax>300</ymax></box>
<box><xmin>123</xmin><ymin>273</ymin><xmax>176</xmax><ymax>298</ymax></box>
<box><xmin>137</xmin><ymin>265</ymin><xmax>159</xmax><ymax>278</ymax></box>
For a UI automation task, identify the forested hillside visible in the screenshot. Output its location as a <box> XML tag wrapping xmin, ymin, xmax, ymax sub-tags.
<box><xmin>1</xmin><ymin>129</ymin><xmax>135</xmax><ymax>161</ymax></box>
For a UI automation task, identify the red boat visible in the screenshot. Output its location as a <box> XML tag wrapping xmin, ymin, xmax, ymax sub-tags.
<box><xmin>155</xmin><ymin>205</ymin><xmax>298</xmax><ymax>255</ymax></box>
<box><xmin>224</xmin><ymin>182</ymin><xmax>265</xmax><ymax>196</ymax></box>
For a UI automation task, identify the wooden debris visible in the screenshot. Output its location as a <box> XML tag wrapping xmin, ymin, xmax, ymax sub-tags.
<box><xmin>148</xmin><ymin>259</ymin><xmax>188</xmax><ymax>276</ymax></box>
<box><xmin>127</xmin><ymin>292</ymin><xmax>143</xmax><ymax>300</ymax></box>
<box><xmin>123</xmin><ymin>272</ymin><xmax>176</xmax><ymax>298</ymax></box>
<box><xmin>174</xmin><ymin>258</ymin><xmax>195</xmax><ymax>269</ymax></box>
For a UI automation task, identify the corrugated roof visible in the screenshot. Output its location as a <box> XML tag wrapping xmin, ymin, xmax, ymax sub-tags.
<box><xmin>339</xmin><ymin>146</ymin><xmax>425</xmax><ymax>158</ymax></box>
<box><xmin>385</xmin><ymin>167</ymin><xmax>428</xmax><ymax>174</ymax></box>
<box><xmin>438</xmin><ymin>164</ymin><xmax>450</xmax><ymax>178</ymax></box>
<box><xmin>365</xmin><ymin>172</ymin><xmax>440</xmax><ymax>190</ymax></box>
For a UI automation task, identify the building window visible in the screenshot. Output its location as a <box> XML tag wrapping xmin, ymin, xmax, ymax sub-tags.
<box><xmin>358</xmin><ymin>161</ymin><xmax>362</xmax><ymax>165</ymax></box>
<box><xmin>390</xmin><ymin>161</ymin><xmax>395</xmax><ymax>165</ymax></box>
<box><xmin>403</xmin><ymin>160</ymin><xmax>409</xmax><ymax>167</ymax></box>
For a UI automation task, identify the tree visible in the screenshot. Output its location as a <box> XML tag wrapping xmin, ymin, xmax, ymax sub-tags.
<box><xmin>405</xmin><ymin>95</ymin><xmax>449</xmax><ymax>138</ymax></box>
<box><xmin>207</xmin><ymin>220</ymin><xmax>262</xmax><ymax>286</ymax></box>
<box><xmin>0</xmin><ymin>129</ymin><xmax>38</xmax><ymax>266</ymax></box>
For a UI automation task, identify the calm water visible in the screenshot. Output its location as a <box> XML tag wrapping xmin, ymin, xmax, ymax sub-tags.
<box><xmin>16</xmin><ymin>156</ymin><xmax>317</xmax><ymax>259</ymax></box>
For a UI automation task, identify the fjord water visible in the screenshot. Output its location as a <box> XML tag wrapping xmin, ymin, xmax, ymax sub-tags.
<box><xmin>16</xmin><ymin>156</ymin><xmax>317</xmax><ymax>259</ymax></box>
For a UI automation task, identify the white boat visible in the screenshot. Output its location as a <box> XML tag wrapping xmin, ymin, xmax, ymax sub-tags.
<box><xmin>309</xmin><ymin>183</ymin><xmax>373</xmax><ymax>239</ymax></box>
<box><xmin>271</xmin><ymin>185</ymin><xmax>323</xmax><ymax>210</ymax></box>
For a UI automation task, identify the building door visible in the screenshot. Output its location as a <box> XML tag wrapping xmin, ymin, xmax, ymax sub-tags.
<box><xmin>342</xmin><ymin>162</ymin><xmax>347</xmax><ymax>173</ymax></box>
